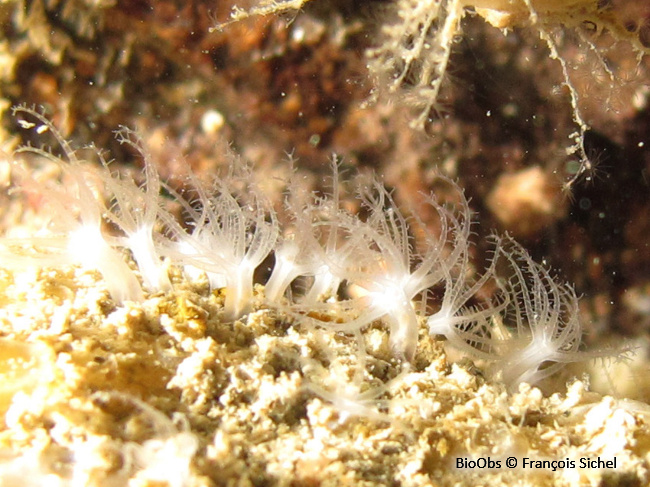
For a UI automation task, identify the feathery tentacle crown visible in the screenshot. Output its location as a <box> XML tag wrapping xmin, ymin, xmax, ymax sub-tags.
<box><xmin>2</xmin><ymin>106</ymin><xmax>602</xmax><ymax>392</ymax></box>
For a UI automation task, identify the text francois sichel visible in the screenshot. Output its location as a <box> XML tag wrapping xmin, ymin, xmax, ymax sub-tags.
<box><xmin>456</xmin><ymin>456</ymin><xmax>617</xmax><ymax>471</ymax></box>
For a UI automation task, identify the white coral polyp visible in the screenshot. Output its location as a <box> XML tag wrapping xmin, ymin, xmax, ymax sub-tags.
<box><xmin>2</xmin><ymin>106</ymin><xmax>606</xmax><ymax>395</ymax></box>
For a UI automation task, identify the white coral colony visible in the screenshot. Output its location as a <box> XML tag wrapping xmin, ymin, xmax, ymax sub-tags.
<box><xmin>1</xmin><ymin>106</ymin><xmax>606</xmax><ymax>396</ymax></box>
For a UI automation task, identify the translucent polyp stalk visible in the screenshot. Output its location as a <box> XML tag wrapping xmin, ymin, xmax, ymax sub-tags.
<box><xmin>68</xmin><ymin>225</ymin><xmax>144</xmax><ymax>303</ymax></box>
<box><xmin>128</xmin><ymin>226</ymin><xmax>172</xmax><ymax>293</ymax></box>
<box><xmin>222</xmin><ymin>259</ymin><xmax>255</xmax><ymax>322</ymax></box>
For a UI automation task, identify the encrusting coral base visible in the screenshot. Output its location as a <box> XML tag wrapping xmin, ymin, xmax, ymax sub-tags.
<box><xmin>0</xmin><ymin>106</ymin><xmax>647</xmax><ymax>486</ymax></box>
<box><xmin>0</xmin><ymin>263</ymin><xmax>648</xmax><ymax>487</ymax></box>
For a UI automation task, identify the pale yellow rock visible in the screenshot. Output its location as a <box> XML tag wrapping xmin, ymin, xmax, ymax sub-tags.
<box><xmin>0</xmin><ymin>262</ymin><xmax>647</xmax><ymax>486</ymax></box>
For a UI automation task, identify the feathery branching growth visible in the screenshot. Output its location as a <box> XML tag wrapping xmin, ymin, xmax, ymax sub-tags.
<box><xmin>158</xmin><ymin>164</ymin><xmax>279</xmax><ymax>321</ymax></box>
<box><xmin>215</xmin><ymin>0</ymin><xmax>649</xmax><ymax>190</ymax></box>
<box><xmin>489</xmin><ymin>236</ymin><xmax>588</xmax><ymax>388</ymax></box>
<box><xmin>305</xmin><ymin>173</ymin><xmax>474</xmax><ymax>362</ymax></box>
<box><xmin>426</xmin><ymin>235</ymin><xmax>508</xmax><ymax>360</ymax></box>
<box><xmin>1</xmin><ymin>108</ymin><xmax>619</xmax><ymax>418</ymax></box>
<box><xmin>98</xmin><ymin>126</ymin><xmax>172</xmax><ymax>293</ymax></box>
<box><xmin>5</xmin><ymin>105</ymin><xmax>145</xmax><ymax>303</ymax></box>
<box><xmin>265</xmin><ymin>158</ymin><xmax>356</xmax><ymax>304</ymax></box>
